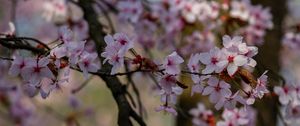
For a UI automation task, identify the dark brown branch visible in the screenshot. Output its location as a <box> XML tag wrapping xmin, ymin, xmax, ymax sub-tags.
<box><xmin>16</xmin><ymin>37</ymin><xmax>51</xmax><ymax>50</ymax></box>
<box><xmin>77</xmin><ymin>0</ymin><xmax>146</xmax><ymax>126</ymax></box>
<box><xmin>0</xmin><ymin>38</ymin><xmax>47</xmax><ymax>54</ymax></box>
<box><xmin>97</xmin><ymin>0</ymin><xmax>118</xmax><ymax>13</ymax></box>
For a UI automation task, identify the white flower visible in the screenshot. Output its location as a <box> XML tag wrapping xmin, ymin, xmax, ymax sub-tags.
<box><xmin>163</xmin><ymin>52</ymin><xmax>184</xmax><ymax>75</ymax></box>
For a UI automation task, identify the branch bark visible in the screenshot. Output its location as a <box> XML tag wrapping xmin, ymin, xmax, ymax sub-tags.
<box><xmin>77</xmin><ymin>0</ymin><xmax>146</xmax><ymax>126</ymax></box>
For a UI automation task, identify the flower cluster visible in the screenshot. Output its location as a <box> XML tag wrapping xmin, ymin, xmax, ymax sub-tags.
<box><xmin>188</xmin><ymin>35</ymin><xmax>269</xmax><ymax>110</ymax></box>
<box><xmin>282</xmin><ymin>32</ymin><xmax>300</xmax><ymax>50</ymax></box>
<box><xmin>114</xmin><ymin>0</ymin><xmax>273</xmax><ymax>57</ymax></box>
<box><xmin>8</xmin><ymin>26</ymin><xmax>100</xmax><ymax>99</ymax></box>
<box><xmin>274</xmin><ymin>82</ymin><xmax>300</xmax><ymax>124</ymax></box>
<box><xmin>216</xmin><ymin>108</ymin><xmax>251</xmax><ymax>126</ymax></box>
<box><xmin>233</xmin><ymin>0</ymin><xmax>273</xmax><ymax>45</ymax></box>
<box><xmin>42</xmin><ymin>0</ymin><xmax>83</xmax><ymax>24</ymax></box>
<box><xmin>100</xmin><ymin>33</ymin><xmax>269</xmax><ymax>115</ymax></box>
<box><xmin>102</xmin><ymin>33</ymin><xmax>134</xmax><ymax>74</ymax></box>
<box><xmin>190</xmin><ymin>102</ymin><xmax>257</xmax><ymax>126</ymax></box>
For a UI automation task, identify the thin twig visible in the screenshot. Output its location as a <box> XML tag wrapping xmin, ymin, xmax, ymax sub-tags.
<box><xmin>96</xmin><ymin>1</ymin><xmax>116</xmax><ymax>33</ymax></box>
<box><xmin>71</xmin><ymin>76</ymin><xmax>93</xmax><ymax>94</ymax></box>
<box><xmin>0</xmin><ymin>57</ymin><xmax>13</xmax><ymax>61</ymax></box>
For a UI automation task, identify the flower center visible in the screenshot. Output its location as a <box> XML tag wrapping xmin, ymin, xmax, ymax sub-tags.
<box><xmin>211</xmin><ymin>57</ymin><xmax>218</xmax><ymax>64</ymax></box>
<box><xmin>34</xmin><ymin>67</ymin><xmax>41</xmax><ymax>73</ymax></box>
<box><xmin>228</xmin><ymin>56</ymin><xmax>234</xmax><ymax>63</ymax></box>
<box><xmin>120</xmin><ymin>39</ymin><xmax>127</xmax><ymax>45</ymax></box>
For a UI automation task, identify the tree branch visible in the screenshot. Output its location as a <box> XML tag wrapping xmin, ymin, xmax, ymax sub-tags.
<box><xmin>77</xmin><ymin>0</ymin><xmax>146</xmax><ymax>126</ymax></box>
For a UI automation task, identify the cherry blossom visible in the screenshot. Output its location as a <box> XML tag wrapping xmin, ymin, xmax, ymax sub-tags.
<box><xmin>101</xmin><ymin>33</ymin><xmax>133</xmax><ymax>74</ymax></box>
<box><xmin>217</xmin><ymin>49</ymin><xmax>248</xmax><ymax>76</ymax></box>
<box><xmin>9</xmin><ymin>56</ymin><xmax>34</xmax><ymax>78</ymax></box>
<box><xmin>191</xmin><ymin>75</ymin><xmax>210</xmax><ymax>96</ymax></box>
<box><xmin>189</xmin><ymin>103</ymin><xmax>214</xmax><ymax>126</ymax></box>
<box><xmin>283</xmin><ymin>32</ymin><xmax>300</xmax><ymax>50</ymax></box>
<box><xmin>181</xmin><ymin>1</ymin><xmax>198</xmax><ymax>23</ymax></box>
<box><xmin>113</xmin><ymin>33</ymin><xmax>134</xmax><ymax>53</ymax></box>
<box><xmin>155</xmin><ymin>105</ymin><xmax>178</xmax><ymax>116</ymax></box>
<box><xmin>22</xmin><ymin>57</ymin><xmax>55</xmax><ymax>84</ymax></box>
<box><xmin>58</xmin><ymin>26</ymin><xmax>73</xmax><ymax>43</ymax></box>
<box><xmin>188</xmin><ymin>53</ymin><xmax>201</xmax><ymax>82</ymax></box>
<box><xmin>222</xmin><ymin>35</ymin><xmax>243</xmax><ymax>53</ymax></box>
<box><xmin>160</xmin><ymin>86</ymin><xmax>183</xmax><ymax>104</ymax></box>
<box><xmin>254</xmin><ymin>71</ymin><xmax>269</xmax><ymax>99</ymax></box>
<box><xmin>286</xmin><ymin>104</ymin><xmax>300</xmax><ymax>119</ymax></box>
<box><xmin>0</xmin><ymin>0</ymin><xmax>287</xmax><ymax>124</ymax></box>
<box><xmin>78</xmin><ymin>52</ymin><xmax>100</xmax><ymax>79</ymax></box>
<box><xmin>217</xmin><ymin>108</ymin><xmax>250</xmax><ymax>126</ymax></box>
<box><xmin>159</xmin><ymin>74</ymin><xmax>177</xmax><ymax>93</ymax></box>
<box><xmin>117</xmin><ymin>0</ymin><xmax>143</xmax><ymax>23</ymax></box>
<box><xmin>181</xmin><ymin>31</ymin><xmax>215</xmax><ymax>56</ymax></box>
<box><xmin>230</xmin><ymin>0</ymin><xmax>250</xmax><ymax>20</ymax></box>
<box><xmin>42</xmin><ymin>0</ymin><xmax>68</xmax><ymax>23</ymax></box>
<box><xmin>202</xmin><ymin>77</ymin><xmax>232</xmax><ymax>103</ymax></box>
<box><xmin>215</xmin><ymin>91</ymin><xmax>244</xmax><ymax>110</ymax></box>
<box><xmin>274</xmin><ymin>85</ymin><xmax>293</xmax><ymax>105</ymax></box>
<box><xmin>199</xmin><ymin>47</ymin><xmax>223</xmax><ymax>74</ymax></box>
<box><xmin>163</xmin><ymin>51</ymin><xmax>184</xmax><ymax>75</ymax></box>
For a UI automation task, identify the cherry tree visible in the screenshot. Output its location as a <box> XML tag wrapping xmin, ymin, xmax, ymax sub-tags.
<box><xmin>0</xmin><ymin>0</ymin><xmax>295</xmax><ymax>126</ymax></box>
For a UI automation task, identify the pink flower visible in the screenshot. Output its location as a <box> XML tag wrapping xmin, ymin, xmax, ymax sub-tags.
<box><xmin>283</xmin><ymin>32</ymin><xmax>300</xmax><ymax>50</ymax></box>
<box><xmin>58</xmin><ymin>26</ymin><xmax>73</xmax><ymax>43</ymax></box>
<box><xmin>181</xmin><ymin>2</ymin><xmax>198</xmax><ymax>23</ymax></box>
<box><xmin>274</xmin><ymin>86</ymin><xmax>293</xmax><ymax>105</ymax></box>
<box><xmin>68</xmin><ymin>41</ymin><xmax>86</xmax><ymax>65</ymax></box>
<box><xmin>23</xmin><ymin>83</ymin><xmax>37</xmax><ymax>97</ymax></box>
<box><xmin>217</xmin><ymin>49</ymin><xmax>248</xmax><ymax>76</ymax></box>
<box><xmin>189</xmin><ymin>103</ymin><xmax>213</xmax><ymax>126</ymax></box>
<box><xmin>254</xmin><ymin>71</ymin><xmax>269</xmax><ymax>99</ymax></box>
<box><xmin>9</xmin><ymin>56</ymin><xmax>34</xmax><ymax>78</ymax></box>
<box><xmin>195</xmin><ymin>1</ymin><xmax>213</xmax><ymax>21</ymax></box>
<box><xmin>286</xmin><ymin>104</ymin><xmax>300</xmax><ymax>119</ymax></box>
<box><xmin>191</xmin><ymin>75</ymin><xmax>210</xmax><ymax>96</ymax></box>
<box><xmin>160</xmin><ymin>86</ymin><xmax>183</xmax><ymax>104</ymax></box>
<box><xmin>78</xmin><ymin>52</ymin><xmax>101</xmax><ymax>79</ymax></box>
<box><xmin>183</xmin><ymin>31</ymin><xmax>215</xmax><ymax>55</ymax></box>
<box><xmin>202</xmin><ymin>77</ymin><xmax>232</xmax><ymax>103</ymax></box>
<box><xmin>117</xmin><ymin>1</ymin><xmax>143</xmax><ymax>23</ymax></box>
<box><xmin>199</xmin><ymin>47</ymin><xmax>223</xmax><ymax>74</ymax></box>
<box><xmin>230</xmin><ymin>0</ymin><xmax>250</xmax><ymax>20</ymax></box>
<box><xmin>163</xmin><ymin>52</ymin><xmax>184</xmax><ymax>75</ymax></box>
<box><xmin>22</xmin><ymin>57</ymin><xmax>55</xmax><ymax>84</ymax></box>
<box><xmin>188</xmin><ymin>53</ymin><xmax>201</xmax><ymax>82</ymax></box>
<box><xmin>51</xmin><ymin>46</ymin><xmax>67</xmax><ymax>59</ymax></box>
<box><xmin>249</xmin><ymin>5</ymin><xmax>273</xmax><ymax>30</ymax></box>
<box><xmin>113</xmin><ymin>33</ymin><xmax>134</xmax><ymax>53</ymax></box>
<box><xmin>42</xmin><ymin>0</ymin><xmax>68</xmax><ymax>23</ymax></box>
<box><xmin>159</xmin><ymin>74</ymin><xmax>177</xmax><ymax>93</ymax></box>
<box><xmin>215</xmin><ymin>91</ymin><xmax>244</xmax><ymax>110</ymax></box>
<box><xmin>155</xmin><ymin>105</ymin><xmax>177</xmax><ymax>116</ymax></box>
<box><xmin>217</xmin><ymin>108</ymin><xmax>249</xmax><ymax>126</ymax></box>
<box><xmin>238</xmin><ymin>43</ymin><xmax>258</xmax><ymax>67</ymax></box>
<box><xmin>222</xmin><ymin>35</ymin><xmax>243</xmax><ymax>52</ymax></box>
<box><xmin>101</xmin><ymin>34</ymin><xmax>126</xmax><ymax>74</ymax></box>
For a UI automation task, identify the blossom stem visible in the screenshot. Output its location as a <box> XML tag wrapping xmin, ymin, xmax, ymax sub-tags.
<box><xmin>71</xmin><ymin>76</ymin><xmax>93</xmax><ymax>94</ymax></box>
